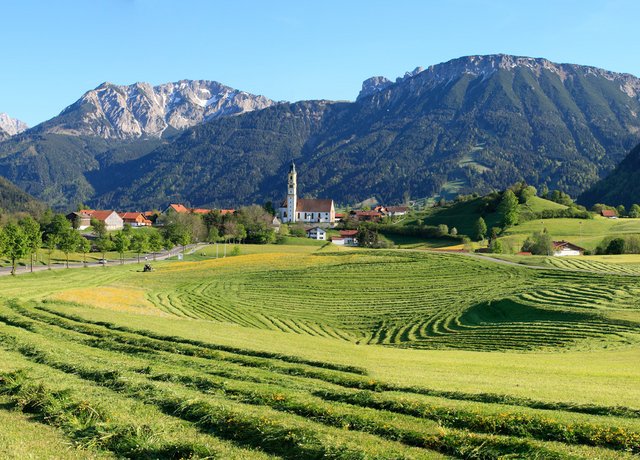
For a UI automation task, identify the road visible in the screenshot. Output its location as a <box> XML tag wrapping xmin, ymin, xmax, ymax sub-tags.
<box><xmin>0</xmin><ymin>243</ymin><xmax>207</xmax><ymax>277</ymax></box>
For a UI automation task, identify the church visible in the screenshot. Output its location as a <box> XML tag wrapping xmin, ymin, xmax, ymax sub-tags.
<box><xmin>278</xmin><ymin>162</ymin><xmax>335</xmax><ymax>224</ymax></box>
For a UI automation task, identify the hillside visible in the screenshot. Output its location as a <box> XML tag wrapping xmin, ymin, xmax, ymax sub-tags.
<box><xmin>579</xmin><ymin>141</ymin><xmax>640</xmax><ymax>208</ymax></box>
<box><xmin>0</xmin><ymin>175</ymin><xmax>45</xmax><ymax>215</ymax></box>
<box><xmin>3</xmin><ymin>54</ymin><xmax>640</xmax><ymax>210</ymax></box>
<box><xmin>1</xmin><ymin>246</ymin><xmax>639</xmax><ymax>458</ymax></box>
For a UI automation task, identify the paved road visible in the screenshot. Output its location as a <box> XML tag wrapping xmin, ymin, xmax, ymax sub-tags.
<box><xmin>0</xmin><ymin>243</ymin><xmax>207</xmax><ymax>277</ymax></box>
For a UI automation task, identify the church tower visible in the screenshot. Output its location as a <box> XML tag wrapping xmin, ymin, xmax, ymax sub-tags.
<box><xmin>287</xmin><ymin>161</ymin><xmax>297</xmax><ymax>223</ymax></box>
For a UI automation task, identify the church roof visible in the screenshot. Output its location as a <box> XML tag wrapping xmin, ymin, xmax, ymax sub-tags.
<box><xmin>297</xmin><ymin>199</ymin><xmax>333</xmax><ymax>212</ymax></box>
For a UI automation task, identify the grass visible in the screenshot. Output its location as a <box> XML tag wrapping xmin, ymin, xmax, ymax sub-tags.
<box><xmin>500</xmin><ymin>216</ymin><xmax>640</xmax><ymax>251</ymax></box>
<box><xmin>0</xmin><ymin>244</ymin><xmax>640</xmax><ymax>457</ymax></box>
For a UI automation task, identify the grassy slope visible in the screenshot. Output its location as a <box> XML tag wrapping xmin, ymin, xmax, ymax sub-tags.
<box><xmin>1</xmin><ymin>245</ymin><xmax>640</xmax><ymax>458</ymax></box>
<box><xmin>500</xmin><ymin>215</ymin><xmax>640</xmax><ymax>251</ymax></box>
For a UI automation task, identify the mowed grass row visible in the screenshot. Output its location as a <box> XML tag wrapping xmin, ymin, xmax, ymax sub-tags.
<box><xmin>133</xmin><ymin>250</ymin><xmax>640</xmax><ymax>351</ymax></box>
<box><xmin>1</xmin><ymin>300</ymin><xmax>639</xmax><ymax>459</ymax></box>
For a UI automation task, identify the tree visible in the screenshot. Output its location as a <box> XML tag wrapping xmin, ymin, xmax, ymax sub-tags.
<box><xmin>437</xmin><ymin>224</ymin><xmax>449</xmax><ymax>237</ymax></box>
<box><xmin>91</xmin><ymin>218</ymin><xmax>107</xmax><ymax>238</ymax></box>
<box><xmin>44</xmin><ymin>233</ymin><xmax>58</xmax><ymax>269</ymax></box>
<box><xmin>19</xmin><ymin>216</ymin><xmax>41</xmax><ymax>273</ymax></box>
<box><xmin>521</xmin><ymin>230</ymin><xmax>554</xmax><ymax>256</ymax></box>
<box><xmin>147</xmin><ymin>230</ymin><xmax>164</xmax><ymax>261</ymax></box>
<box><xmin>112</xmin><ymin>231</ymin><xmax>130</xmax><ymax>264</ymax></box>
<box><xmin>474</xmin><ymin>217</ymin><xmax>487</xmax><ymax>241</ymax></box>
<box><xmin>539</xmin><ymin>184</ymin><xmax>549</xmax><ymax>198</ymax></box>
<box><xmin>519</xmin><ymin>185</ymin><xmax>537</xmax><ymax>204</ymax></box>
<box><xmin>58</xmin><ymin>228</ymin><xmax>81</xmax><ymax>268</ymax></box>
<box><xmin>95</xmin><ymin>236</ymin><xmax>113</xmax><ymax>262</ymax></box>
<box><xmin>606</xmin><ymin>238</ymin><xmax>626</xmax><ymax>255</ymax></box>
<box><xmin>499</xmin><ymin>190</ymin><xmax>519</xmax><ymax>227</ymax></box>
<box><xmin>0</xmin><ymin>222</ymin><xmax>30</xmax><ymax>275</ymax></box>
<box><xmin>616</xmin><ymin>205</ymin><xmax>626</xmax><ymax>218</ymax></box>
<box><xmin>131</xmin><ymin>232</ymin><xmax>149</xmax><ymax>263</ymax></box>
<box><xmin>489</xmin><ymin>238</ymin><xmax>503</xmax><ymax>254</ymax></box>
<box><xmin>630</xmin><ymin>204</ymin><xmax>640</xmax><ymax>219</ymax></box>
<box><xmin>78</xmin><ymin>237</ymin><xmax>91</xmax><ymax>266</ymax></box>
<box><xmin>449</xmin><ymin>227</ymin><xmax>458</xmax><ymax>236</ymax></box>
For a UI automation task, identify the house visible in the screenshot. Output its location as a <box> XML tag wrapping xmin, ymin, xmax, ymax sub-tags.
<box><xmin>385</xmin><ymin>206</ymin><xmax>409</xmax><ymax>217</ymax></box>
<box><xmin>80</xmin><ymin>210</ymin><xmax>124</xmax><ymax>231</ymax></box>
<box><xmin>334</xmin><ymin>213</ymin><xmax>344</xmax><ymax>223</ymax></box>
<box><xmin>306</xmin><ymin>226</ymin><xmax>327</xmax><ymax>240</ymax></box>
<box><xmin>278</xmin><ymin>162</ymin><xmax>335</xmax><ymax>224</ymax></box>
<box><xmin>333</xmin><ymin>229</ymin><xmax>358</xmax><ymax>246</ymax></box>
<box><xmin>118</xmin><ymin>212</ymin><xmax>152</xmax><ymax>227</ymax></box>
<box><xmin>164</xmin><ymin>203</ymin><xmax>190</xmax><ymax>214</ymax></box>
<box><xmin>66</xmin><ymin>211</ymin><xmax>92</xmax><ymax>230</ymax></box>
<box><xmin>553</xmin><ymin>240</ymin><xmax>585</xmax><ymax>257</ymax></box>
<box><xmin>601</xmin><ymin>209</ymin><xmax>618</xmax><ymax>219</ymax></box>
<box><xmin>351</xmin><ymin>210</ymin><xmax>383</xmax><ymax>222</ymax></box>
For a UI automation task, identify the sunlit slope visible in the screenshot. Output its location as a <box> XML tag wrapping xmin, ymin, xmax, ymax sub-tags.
<box><xmin>3</xmin><ymin>246</ymin><xmax>639</xmax><ymax>352</ymax></box>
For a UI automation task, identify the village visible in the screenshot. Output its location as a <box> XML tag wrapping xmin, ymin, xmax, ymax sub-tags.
<box><xmin>58</xmin><ymin>161</ymin><xmax>624</xmax><ymax>257</ymax></box>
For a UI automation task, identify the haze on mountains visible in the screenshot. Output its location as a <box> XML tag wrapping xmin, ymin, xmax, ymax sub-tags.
<box><xmin>1</xmin><ymin>54</ymin><xmax>640</xmax><ymax>210</ymax></box>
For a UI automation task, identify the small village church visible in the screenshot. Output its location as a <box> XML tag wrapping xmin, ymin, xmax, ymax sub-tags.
<box><xmin>278</xmin><ymin>162</ymin><xmax>335</xmax><ymax>224</ymax></box>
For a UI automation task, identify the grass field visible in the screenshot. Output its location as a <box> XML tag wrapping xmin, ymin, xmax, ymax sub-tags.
<box><xmin>500</xmin><ymin>216</ymin><xmax>640</xmax><ymax>252</ymax></box>
<box><xmin>1</xmin><ymin>245</ymin><xmax>640</xmax><ymax>458</ymax></box>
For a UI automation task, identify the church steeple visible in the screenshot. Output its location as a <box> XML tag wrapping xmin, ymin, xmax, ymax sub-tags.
<box><xmin>287</xmin><ymin>161</ymin><xmax>297</xmax><ymax>222</ymax></box>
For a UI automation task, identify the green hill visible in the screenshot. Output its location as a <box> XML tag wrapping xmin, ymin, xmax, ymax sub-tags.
<box><xmin>0</xmin><ymin>176</ymin><xmax>45</xmax><ymax>215</ymax></box>
<box><xmin>579</xmin><ymin>141</ymin><xmax>640</xmax><ymax>208</ymax></box>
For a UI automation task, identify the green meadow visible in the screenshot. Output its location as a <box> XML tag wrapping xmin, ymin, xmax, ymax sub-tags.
<box><xmin>1</xmin><ymin>244</ymin><xmax>639</xmax><ymax>458</ymax></box>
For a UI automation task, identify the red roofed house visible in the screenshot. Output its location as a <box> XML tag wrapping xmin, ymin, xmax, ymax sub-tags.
<box><xmin>351</xmin><ymin>210</ymin><xmax>383</xmax><ymax>222</ymax></box>
<box><xmin>80</xmin><ymin>210</ymin><xmax>124</xmax><ymax>231</ymax></box>
<box><xmin>601</xmin><ymin>209</ymin><xmax>618</xmax><ymax>219</ymax></box>
<box><xmin>332</xmin><ymin>229</ymin><xmax>358</xmax><ymax>246</ymax></box>
<box><xmin>164</xmin><ymin>204</ymin><xmax>190</xmax><ymax>214</ymax></box>
<box><xmin>118</xmin><ymin>212</ymin><xmax>152</xmax><ymax>227</ymax></box>
<box><xmin>553</xmin><ymin>240</ymin><xmax>585</xmax><ymax>257</ymax></box>
<box><xmin>278</xmin><ymin>162</ymin><xmax>335</xmax><ymax>224</ymax></box>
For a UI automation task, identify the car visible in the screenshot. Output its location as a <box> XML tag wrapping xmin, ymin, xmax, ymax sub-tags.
<box><xmin>98</xmin><ymin>259</ymin><xmax>108</xmax><ymax>264</ymax></box>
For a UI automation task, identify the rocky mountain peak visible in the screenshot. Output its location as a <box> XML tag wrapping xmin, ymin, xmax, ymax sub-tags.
<box><xmin>47</xmin><ymin>80</ymin><xmax>276</xmax><ymax>139</ymax></box>
<box><xmin>0</xmin><ymin>113</ymin><xmax>28</xmax><ymax>137</ymax></box>
<box><xmin>357</xmin><ymin>54</ymin><xmax>640</xmax><ymax>100</ymax></box>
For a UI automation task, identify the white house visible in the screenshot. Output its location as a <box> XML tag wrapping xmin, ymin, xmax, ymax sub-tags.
<box><xmin>278</xmin><ymin>162</ymin><xmax>335</xmax><ymax>224</ymax></box>
<box><xmin>553</xmin><ymin>240</ymin><xmax>585</xmax><ymax>257</ymax></box>
<box><xmin>306</xmin><ymin>227</ymin><xmax>327</xmax><ymax>240</ymax></box>
<box><xmin>80</xmin><ymin>210</ymin><xmax>124</xmax><ymax>231</ymax></box>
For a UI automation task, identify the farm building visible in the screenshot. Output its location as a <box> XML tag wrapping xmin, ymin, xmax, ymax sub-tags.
<box><xmin>306</xmin><ymin>227</ymin><xmax>327</xmax><ymax>240</ymax></box>
<box><xmin>351</xmin><ymin>210</ymin><xmax>383</xmax><ymax>222</ymax></box>
<box><xmin>278</xmin><ymin>162</ymin><xmax>336</xmax><ymax>224</ymax></box>
<box><xmin>601</xmin><ymin>209</ymin><xmax>618</xmax><ymax>219</ymax></box>
<box><xmin>553</xmin><ymin>241</ymin><xmax>585</xmax><ymax>257</ymax></box>
<box><xmin>332</xmin><ymin>229</ymin><xmax>358</xmax><ymax>246</ymax></box>
<box><xmin>66</xmin><ymin>211</ymin><xmax>92</xmax><ymax>230</ymax></box>
<box><xmin>118</xmin><ymin>212</ymin><xmax>152</xmax><ymax>227</ymax></box>
<box><xmin>80</xmin><ymin>210</ymin><xmax>124</xmax><ymax>231</ymax></box>
<box><xmin>385</xmin><ymin>206</ymin><xmax>409</xmax><ymax>217</ymax></box>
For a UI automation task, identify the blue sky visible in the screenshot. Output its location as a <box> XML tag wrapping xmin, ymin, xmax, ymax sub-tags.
<box><xmin>2</xmin><ymin>0</ymin><xmax>640</xmax><ymax>126</ymax></box>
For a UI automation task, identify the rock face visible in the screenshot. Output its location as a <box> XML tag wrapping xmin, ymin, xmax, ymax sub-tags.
<box><xmin>0</xmin><ymin>113</ymin><xmax>28</xmax><ymax>137</ymax></box>
<box><xmin>41</xmin><ymin>80</ymin><xmax>275</xmax><ymax>139</ymax></box>
<box><xmin>358</xmin><ymin>76</ymin><xmax>393</xmax><ymax>100</ymax></box>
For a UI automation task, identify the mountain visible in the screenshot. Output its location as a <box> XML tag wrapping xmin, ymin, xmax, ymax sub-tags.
<box><xmin>3</xmin><ymin>54</ymin><xmax>640</xmax><ymax>211</ymax></box>
<box><xmin>35</xmin><ymin>80</ymin><xmax>275</xmax><ymax>140</ymax></box>
<box><xmin>579</xmin><ymin>141</ymin><xmax>640</xmax><ymax>208</ymax></box>
<box><xmin>0</xmin><ymin>176</ymin><xmax>45</xmax><ymax>215</ymax></box>
<box><xmin>0</xmin><ymin>80</ymin><xmax>274</xmax><ymax>208</ymax></box>
<box><xmin>92</xmin><ymin>54</ymin><xmax>640</xmax><ymax>209</ymax></box>
<box><xmin>0</xmin><ymin>113</ymin><xmax>28</xmax><ymax>139</ymax></box>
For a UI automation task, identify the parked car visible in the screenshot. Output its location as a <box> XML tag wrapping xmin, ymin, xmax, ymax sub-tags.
<box><xmin>98</xmin><ymin>259</ymin><xmax>108</xmax><ymax>265</ymax></box>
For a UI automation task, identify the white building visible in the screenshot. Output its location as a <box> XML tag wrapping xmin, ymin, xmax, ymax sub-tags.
<box><xmin>553</xmin><ymin>240</ymin><xmax>585</xmax><ymax>257</ymax></box>
<box><xmin>278</xmin><ymin>162</ymin><xmax>335</xmax><ymax>224</ymax></box>
<box><xmin>306</xmin><ymin>227</ymin><xmax>327</xmax><ymax>240</ymax></box>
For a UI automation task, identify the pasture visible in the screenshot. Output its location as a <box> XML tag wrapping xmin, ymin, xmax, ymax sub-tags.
<box><xmin>0</xmin><ymin>245</ymin><xmax>639</xmax><ymax>458</ymax></box>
